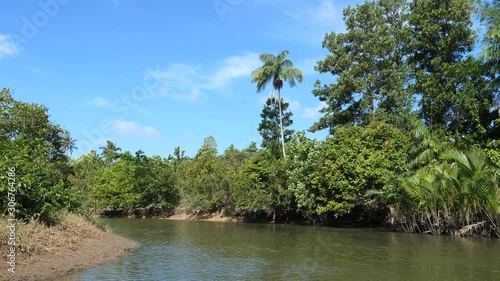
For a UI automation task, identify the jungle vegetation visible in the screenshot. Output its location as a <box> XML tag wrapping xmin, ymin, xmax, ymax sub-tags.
<box><xmin>1</xmin><ymin>0</ymin><xmax>499</xmax><ymax>237</ymax></box>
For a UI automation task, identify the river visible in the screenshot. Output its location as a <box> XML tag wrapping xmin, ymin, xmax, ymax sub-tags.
<box><xmin>54</xmin><ymin>218</ymin><xmax>500</xmax><ymax>280</ymax></box>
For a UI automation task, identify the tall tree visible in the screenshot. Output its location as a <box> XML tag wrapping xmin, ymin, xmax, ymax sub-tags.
<box><xmin>258</xmin><ymin>97</ymin><xmax>294</xmax><ymax>158</ymax></box>
<box><xmin>69</xmin><ymin>150</ymin><xmax>105</xmax><ymax>211</ymax></box>
<box><xmin>481</xmin><ymin>0</ymin><xmax>500</xmax><ymax>75</ymax></box>
<box><xmin>179</xmin><ymin>136</ymin><xmax>229</xmax><ymax>211</ymax></box>
<box><xmin>62</xmin><ymin>134</ymin><xmax>77</xmax><ymax>155</ymax></box>
<box><xmin>481</xmin><ymin>0</ymin><xmax>500</xmax><ymax>138</ymax></box>
<box><xmin>409</xmin><ymin>0</ymin><xmax>494</xmax><ymax>141</ymax></box>
<box><xmin>311</xmin><ymin>0</ymin><xmax>413</xmax><ymax>134</ymax></box>
<box><xmin>196</xmin><ymin>135</ymin><xmax>218</xmax><ymax>157</ymax></box>
<box><xmin>251</xmin><ymin>50</ymin><xmax>303</xmax><ymax>158</ymax></box>
<box><xmin>99</xmin><ymin>140</ymin><xmax>122</xmax><ymax>163</ymax></box>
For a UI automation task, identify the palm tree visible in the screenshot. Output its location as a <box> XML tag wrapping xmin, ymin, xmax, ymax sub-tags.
<box><xmin>440</xmin><ymin>149</ymin><xmax>499</xmax><ymax>229</ymax></box>
<box><xmin>408</xmin><ymin>118</ymin><xmax>451</xmax><ymax>169</ymax></box>
<box><xmin>62</xmin><ymin>134</ymin><xmax>78</xmax><ymax>155</ymax></box>
<box><xmin>99</xmin><ymin>140</ymin><xmax>122</xmax><ymax>163</ymax></box>
<box><xmin>251</xmin><ymin>50</ymin><xmax>303</xmax><ymax>158</ymax></box>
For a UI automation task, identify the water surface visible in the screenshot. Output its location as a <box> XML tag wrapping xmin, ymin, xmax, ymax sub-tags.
<box><xmin>54</xmin><ymin>219</ymin><xmax>500</xmax><ymax>280</ymax></box>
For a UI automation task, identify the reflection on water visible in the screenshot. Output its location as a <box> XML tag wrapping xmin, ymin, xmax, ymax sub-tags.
<box><xmin>53</xmin><ymin>219</ymin><xmax>500</xmax><ymax>281</ymax></box>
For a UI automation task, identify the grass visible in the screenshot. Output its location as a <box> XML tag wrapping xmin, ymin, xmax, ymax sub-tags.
<box><xmin>0</xmin><ymin>211</ymin><xmax>110</xmax><ymax>264</ymax></box>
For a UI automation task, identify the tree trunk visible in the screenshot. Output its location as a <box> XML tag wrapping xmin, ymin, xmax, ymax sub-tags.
<box><xmin>277</xmin><ymin>89</ymin><xmax>286</xmax><ymax>158</ymax></box>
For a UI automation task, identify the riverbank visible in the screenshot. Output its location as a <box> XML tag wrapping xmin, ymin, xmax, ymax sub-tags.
<box><xmin>166</xmin><ymin>208</ymin><xmax>241</xmax><ymax>222</ymax></box>
<box><xmin>0</xmin><ymin>213</ymin><xmax>138</xmax><ymax>281</ymax></box>
<box><xmin>98</xmin><ymin>207</ymin><xmax>243</xmax><ymax>222</ymax></box>
<box><xmin>98</xmin><ymin>206</ymin><xmax>389</xmax><ymax>226</ymax></box>
<box><xmin>97</xmin><ymin>206</ymin><xmax>499</xmax><ymax>238</ymax></box>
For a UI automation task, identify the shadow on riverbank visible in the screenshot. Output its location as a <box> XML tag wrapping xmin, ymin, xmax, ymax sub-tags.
<box><xmin>96</xmin><ymin>205</ymin><xmax>389</xmax><ymax>228</ymax></box>
<box><xmin>96</xmin><ymin>206</ymin><xmax>499</xmax><ymax>238</ymax></box>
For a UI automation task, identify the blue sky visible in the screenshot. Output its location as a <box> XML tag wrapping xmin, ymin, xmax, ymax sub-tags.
<box><xmin>1</xmin><ymin>0</ymin><xmax>364</xmax><ymax>158</ymax></box>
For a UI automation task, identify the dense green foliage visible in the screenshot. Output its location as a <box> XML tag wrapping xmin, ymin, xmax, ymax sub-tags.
<box><xmin>482</xmin><ymin>0</ymin><xmax>500</xmax><ymax>75</ymax></box>
<box><xmin>258</xmin><ymin>98</ymin><xmax>294</xmax><ymax>158</ymax></box>
<box><xmin>71</xmin><ymin>149</ymin><xmax>177</xmax><ymax>211</ymax></box>
<box><xmin>410</xmin><ymin>0</ymin><xmax>494</xmax><ymax>141</ymax></box>
<box><xmin>285</xmin><ymin>122</ymin><xmax>410</xmax><ymax>216</ymax></box>
<box><xmin>1</xmin><ymin>0</ymin><xmax>498</xmax><ymax>237</ymax></box>
<box><xmin>374</xmin><ymin>122</ymin><xmax>500</xmax><ymax>236</ymax></box>
<box><xmin>0</xmin><ymin>88</ymin><xmax>75</xmax><ymax>223</ymax></box>
<box><xmin>311</xmin><ymin>0</ymin><xmax>413</xmax><ymax>132</ymax></box>
<box><xmin>312</xmin><ymin>0</ymin><xmax>497</xmax><ymax>144</ymax></box>
<box><xmin>482</xmin><ymin>0</ymin><xmax>500</xmax><ymax>135</ymax></box>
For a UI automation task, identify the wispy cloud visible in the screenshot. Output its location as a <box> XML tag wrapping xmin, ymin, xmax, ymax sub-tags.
<box><xmin>87</xmin><ymin>96</ymin><xmax>152</xmax><ymax>118</ymax></box>
<box><xmin>88</xmin><ymin>97</ymin><xmax>110</xmax><ymax>108</ymax></box>
<box><xmin>283</xmin><ymin>0</ymin><xmax>344</xmax><ymax>42</ymax></box>
<box><xmin>0</xmin><ymin>34</ymin><xmax>20</xmax><ymax>59</ymax></box>
<box><xmin>254</xmin><ymin>0</ymin><xmax>345</xmax><ymax>45</ymax></box>
<box><xmin>287</xmin><ymin>99</ymin><xmax>302</xmax><ymax>112</ymax></box>
<box><xmin>110</xmin><ymin>120</ymin><xmax>160</xmax><ymax>136</ymax></box>
<box><xmin>210</xmin><ymin>53</ymin><xmax>261</xmax><ymax>88</ymax></box>
<box><xmin>281</xmin><ymin>98</ymin><xmax>326</xmax><ymax>119</ymax></box>
<box><xmin>136</xmin><ymin>107</ymin><xmax>152</xmax><ymax>117</ymax></box>
<box><xmin>149</xmin><ymin>52</ymin><xmax>260</xmax><ymax>103</ymax></box>
<box><xmin>257</xmin><ymin>96</ymin><xmax>324</xmax><ymax>120</ymax></box>
<box><xmin>284</xmin><ymin>0</ymin><xmax>339</xmax><ymax>27</ymax></box>
<box><xmin>302</xmin><ymin>102</ymin><xmax>326</xmax><ymax>119</ymax></box>
<box><xmin>150</xmin><ymin>63</ymin><xmax>204</xmax><ymax>103</ymax></box>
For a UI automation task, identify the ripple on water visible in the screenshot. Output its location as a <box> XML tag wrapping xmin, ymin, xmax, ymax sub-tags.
<box><xmin>53</xmin><ymin>219</ymin><xmax>500</xmax><ymax>281</ymax></box>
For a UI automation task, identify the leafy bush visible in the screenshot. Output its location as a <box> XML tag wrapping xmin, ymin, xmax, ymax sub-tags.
<box><xmin>0</xmin><ymin>88</ymin><xmax>73</xmax><ymax>224</ymax></box>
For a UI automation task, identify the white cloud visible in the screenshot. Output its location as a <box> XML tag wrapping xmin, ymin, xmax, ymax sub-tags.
<box><xmin>136</xmin><ymin>107</ymin><xmax>152</xmax><ymax>117</ymax></box>
<box><xmin>287</xmin><ymin>99</ymin><xmax>302</xmax><ymax>112</ymax></box>
<box><xmin>88</xmin><ymin>97</ymin><xmax>110</xmax><ymax>108</ymax></box>
<box><xmin>254</xmin><ymin>0</ymin><xmax>347</xmax><ymax>45</ymax></box>
<box><xmin>210</xmin><ymin>52</ymin><xmax>261</xmax><ymax>88</ymax></box>
<box><xmin>312</xmin><ymin>0</ymin><xmax>339</xmax><ymax>25</ymax></box>
<box><xmin>284</xmin><ymin>0</ymin><xmax>339</xmax><ymax>26</ymax></box>
<box><xmin>147</xmin><ymin>64</ymin><xmax>205</xmax><ymax>103</ymax></box>
<box><xmin>302</xmin><ymin>102</ymin><xmax>326</xmax><ymax>119</ymax></box>
<box><xmin>149</xmin><ymin>53</ymin><xmax>260</xmax><ymax>103</ymax></box>
<box><xmin>0</xmin><ymin>34</ymin><xmax>20</xmax><ymax>59</ymax></box>
<box><xmin>110</xmin><ymin>120</ymin><xmax>160</xmax><ymax>136</ymax></box>
<box><xmin>88</xmin><ymin>97</ymin><xmax>153</xmax><ymax>117</ymax></box>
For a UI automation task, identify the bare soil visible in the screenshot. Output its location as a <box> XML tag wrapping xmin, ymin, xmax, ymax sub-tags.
<box><xmin>0</xmin><ymin>214</ymin><xmax>138</xmax><ymax>281</ymax></box>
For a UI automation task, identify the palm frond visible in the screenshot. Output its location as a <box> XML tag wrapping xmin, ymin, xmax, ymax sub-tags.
<box><xmin>281</xmin><ymin>67</ymin><xmax>304</xmax><ymax>88</ymax></box>
<box><xmin>441</xmin><ymin>150</ymin><xmax>472</xmax><ymax>174</ymax></box>
<box><xmin>259</xmin><ymin>53</ymin><xmax>279</xmax><ymax>66</ymax></box>
<box><xmin>276</xmin><ymin>50</ymin><xmax>290</xmax><ymax>63</ymax></box>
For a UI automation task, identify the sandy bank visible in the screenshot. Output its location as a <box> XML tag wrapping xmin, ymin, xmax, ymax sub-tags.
<box><xmin>165</xmin><ymin>209</ymin><xmax>241</xmax><ymax>222</ymax></box>
<box><xmin>0</xmin><ymin>214</ymin><xmax>138</xmax><ymax>281</ymax></box>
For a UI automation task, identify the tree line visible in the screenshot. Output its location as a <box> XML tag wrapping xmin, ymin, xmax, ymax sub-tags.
<box><xmin>1</xmin><ymin>0</ymin><xmax>499</xmax><ymax>236</ymax></box>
